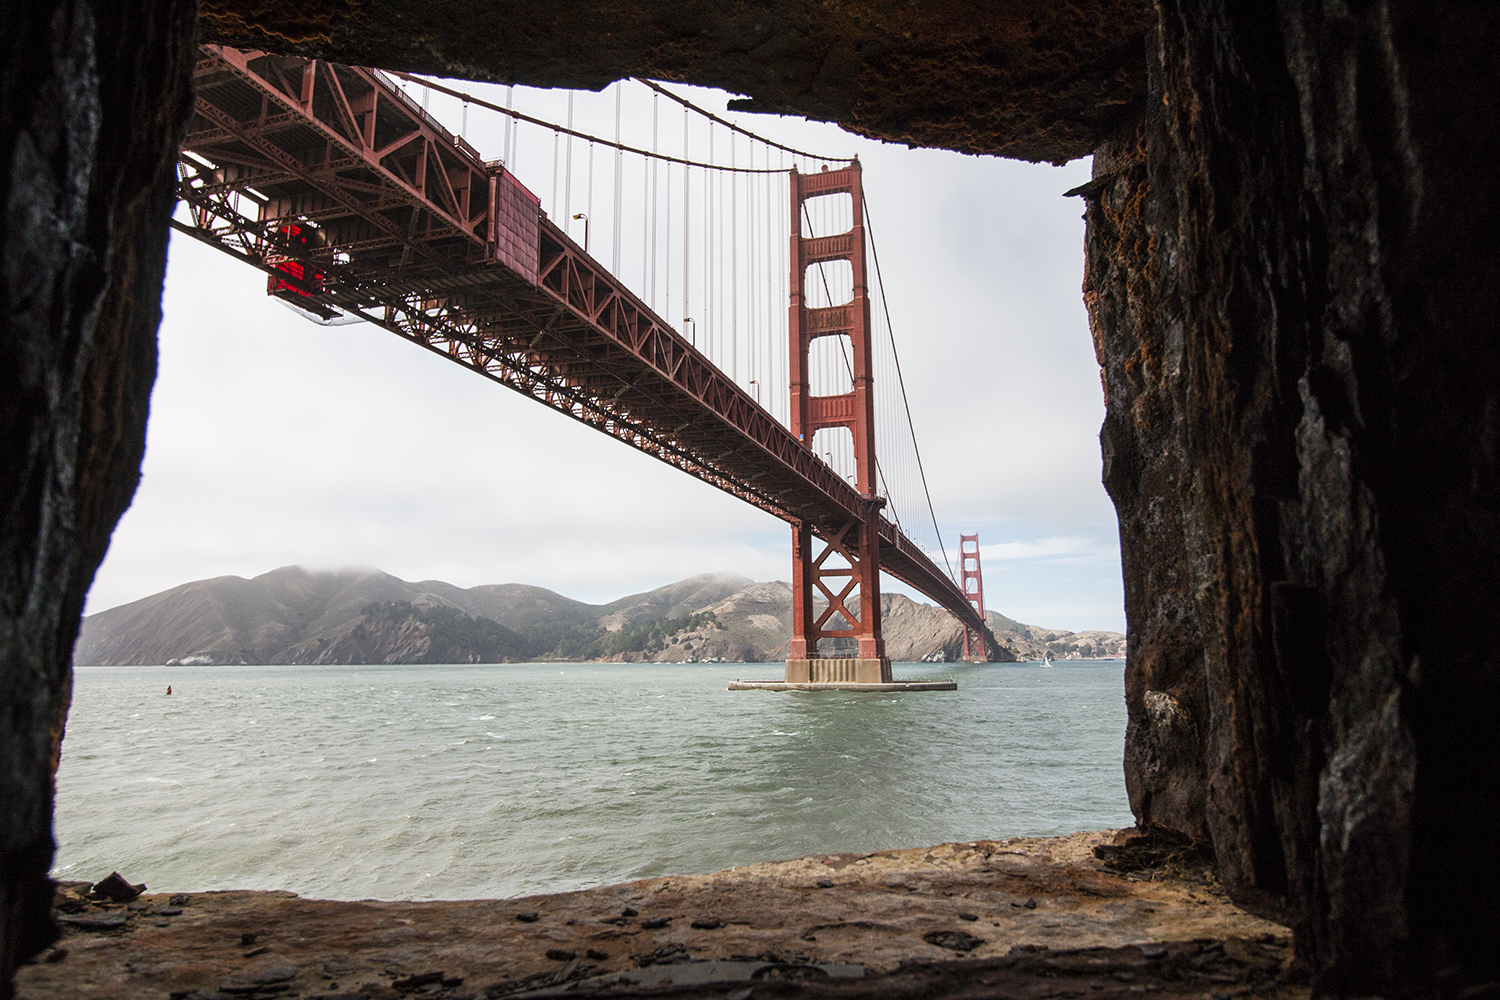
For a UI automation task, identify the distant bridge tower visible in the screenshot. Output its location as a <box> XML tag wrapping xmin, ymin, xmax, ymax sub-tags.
<box><xmin>960</xmin><ymin>534</ymin><xmax>989</xmax><ymax>662</ymax></box>
<box><xmin>785</xmin><ymin>161</ymin><xmax>891</xmax><ymax>685</ymax></box>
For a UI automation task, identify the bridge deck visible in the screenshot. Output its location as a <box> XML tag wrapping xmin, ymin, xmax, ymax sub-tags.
<box><xmin>176</xmin><ymin>45</ymin><xmax>983</xmax><ymax>632</ymax></box>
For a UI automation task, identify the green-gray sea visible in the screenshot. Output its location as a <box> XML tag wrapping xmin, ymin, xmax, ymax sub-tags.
<box><xmin>52</xmin><ymin>661</ymin><xmax>1131</xmax><ymax>900</ymax></box>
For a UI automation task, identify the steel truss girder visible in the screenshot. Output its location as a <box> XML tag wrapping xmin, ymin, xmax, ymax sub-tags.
<box><xmin>176</xmin><ymin>43</ymin><xmax>983</xmax><ymax>635</ymax></box>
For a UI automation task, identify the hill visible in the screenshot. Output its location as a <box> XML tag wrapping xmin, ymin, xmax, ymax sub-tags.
<box><xmin>74</xmin><ymin>567</ymin><xmax>1124</xmax><ymax>665</ymax></box>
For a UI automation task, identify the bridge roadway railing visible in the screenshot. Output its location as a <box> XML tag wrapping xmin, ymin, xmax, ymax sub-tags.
<box><xmin>175</xmin><ymin>44</ymin><xmax>985</xmax><ymax>635</ymax></box>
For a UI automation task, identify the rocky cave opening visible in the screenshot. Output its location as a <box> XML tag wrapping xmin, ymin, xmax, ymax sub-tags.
<box><xmin>3</xmin><ymin>1</ymin><xmax>1496</xmax><ymax>997</ymax></box>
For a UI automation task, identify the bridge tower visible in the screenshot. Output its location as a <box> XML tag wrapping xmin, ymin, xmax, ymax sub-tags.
<box><xmin>960</xmin><ymin>534</ymin><xmax>990</xmax><ymax>662</ymax></box>
<box><xmin>784</xmin><ymin>161</ymin><xmax>892</xmax><ymax>685</ymax></box>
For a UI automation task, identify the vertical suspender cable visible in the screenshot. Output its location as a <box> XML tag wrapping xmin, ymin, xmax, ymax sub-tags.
<box><xmin>564</xmin><ymin>92</ymin><xmax>573</xmax><ymax>228</ymax></box>
<box><xmin>642</xmin><ymin>92</ymin><xmax>649</xmax><ymax>298</ymax></box>
<box><xmin>707</xmin><ymin>123</ymin><xmax>716</xmax><ymax>364</ymax></box>
<box><xmin>683</xmin><ymin>105</ymin><xmax>690</xmax><ymax>335</ymax></box>
<box><xmin>504</xmin><ymin>85</ymin><xmax>514</xmax><ymax>167</ymax></box>
<box><xmin>612</xmin><ymin>84</ymin><xmax>622</xmax><ymax>273</ymax></box>
<box><xmin>731</xmin><ymin>131</ymin><xmax>737</xmax><ymax>381</ymax></box>
<box><xmin>664</xmin><ymin>102</ymin><xmax>672</xmax><ymax>324</ymax></box>
<box><xmin>650</xmin><ymin>89</ymin><xmax>659</xmax><ymax>310</ymax></box>
<box><xmin>747</xmin><ymin>140</ymin><xmax>757</xmax><ymax>397</ymax></box>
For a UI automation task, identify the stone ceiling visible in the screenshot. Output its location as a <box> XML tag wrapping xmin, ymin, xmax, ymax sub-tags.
<box><xmin>200</xmin><ymin>0</ymin><xmax>1153</xmax><ymax>162</ymax></box>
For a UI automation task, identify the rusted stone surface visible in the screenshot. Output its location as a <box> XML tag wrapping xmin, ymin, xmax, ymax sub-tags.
<box><xmin>1083</xmin><ymin>3</ymin><xmax>1500</xmax><ymax>994</ymax></box>
<box><xmin>197</xmin><ymin>0</ymin><xmax>1154</xmax><ymax>163</ymax></box>
<box><xmin>17</xmin><ymin>833</ymin><xmax>1297</xmax><ymax>999</ymax></box>
<box><xmin>0</xmin><ymin>0</ymin><xmax>195</xmax><ymax>996</ymax></box>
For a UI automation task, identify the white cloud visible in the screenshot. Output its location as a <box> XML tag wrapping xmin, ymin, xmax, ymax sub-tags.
<box><xmin>980</xmin><ymin>537</ymin><xmax>1116</xmax><ymax>564</ymax></box>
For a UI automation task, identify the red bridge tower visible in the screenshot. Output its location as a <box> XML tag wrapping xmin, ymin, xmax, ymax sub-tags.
<box><xmin>960</xmin><ymin>534</ymin><xmax>989</xmax><ymax>661</ymax></box>
<box><xmin>785</xmin><ymin>161</ymin><xmax>891</xmax><ymax>685</ymax></box>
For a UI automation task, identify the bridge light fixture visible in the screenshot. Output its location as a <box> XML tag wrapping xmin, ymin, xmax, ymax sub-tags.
<box><xmin>571</xmin><ymin>212</ymin><xmax>589</xmax><ymax>252</ymax></box>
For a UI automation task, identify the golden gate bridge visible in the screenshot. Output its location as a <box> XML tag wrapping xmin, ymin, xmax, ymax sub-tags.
<box><xmin>172</xmin><ymin>45</ymin><xmax>996</xmax><ymax>686</ymax></box>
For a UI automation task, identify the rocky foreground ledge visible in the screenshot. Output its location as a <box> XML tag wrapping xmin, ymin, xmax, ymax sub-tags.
<box><xmin>17</xmin><ymin>831</ymin><xmax>1305</xmax><ymax>1000</ymax></box>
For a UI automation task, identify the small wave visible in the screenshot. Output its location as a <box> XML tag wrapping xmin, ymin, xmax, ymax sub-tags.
<box><xmin>478</xmin><ymin>715</ymin><xmax>496</xmax><ymax>721</ymax></box>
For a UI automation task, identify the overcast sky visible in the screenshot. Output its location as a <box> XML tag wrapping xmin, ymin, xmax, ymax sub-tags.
<box><xmin>83</xmin><ymin>78</ymin><xmax>1124</xmax><ymax>633</ymax></box>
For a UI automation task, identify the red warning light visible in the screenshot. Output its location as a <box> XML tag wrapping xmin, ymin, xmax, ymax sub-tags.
<box><xmin>267</xmin><ymin>223</ymin><xmax>325</xmax><ymax>300</ymax></box>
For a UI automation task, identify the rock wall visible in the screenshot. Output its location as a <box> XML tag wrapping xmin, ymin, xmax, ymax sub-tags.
<box><xmin>1084</xmin><ymin>2</ymin><xmax>1499</xmax><ymax>993</ymax></box>
<box><xmin>197</xmin><ymin>0</ymin><xmax>1153</xmax><ymax>163</ymax></box>
<box><xmin>3</xmin><ymin>0</ymin><xmax>1498</xmax><ymax>996</ymax></box>
<box><xmin>0</xmin><ymin>0</ymin><xmax>196</xmax><ymax>993</ymax></box>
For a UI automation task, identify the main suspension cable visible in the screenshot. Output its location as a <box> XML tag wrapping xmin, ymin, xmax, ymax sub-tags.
<box><xmin>391</xmin><ymin>72</ymin><xmax>846</xmax><ymax>174</ymax></box>
<box><xmin>633</xmin><ymin>78</ymin><xmax>855</xmax><ymax>165</ymax></box>
<box><xmin>863</xmin><ymin>189</ymin><xmax>956</xmax><ymax>583</ymax></box>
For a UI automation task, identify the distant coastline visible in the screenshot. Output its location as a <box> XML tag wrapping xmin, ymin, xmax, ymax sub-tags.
<box><xmin>75</xmin><ymin>566</ymin><xmax>1126</xmax><ymax>667</ymax></box>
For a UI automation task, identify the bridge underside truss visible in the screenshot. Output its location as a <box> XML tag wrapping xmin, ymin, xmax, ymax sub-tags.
<box><xmin>176</xmin><ymin>44</ymin><xmax>988</xmax><ymax>640</ymax></box>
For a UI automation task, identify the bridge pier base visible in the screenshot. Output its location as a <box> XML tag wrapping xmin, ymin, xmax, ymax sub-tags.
<box><xmin>785</xmin><ymin>657</ymin><xmax>892</xmax><ymax>685</ymax></box>
<box><xmin>728</xmin><ymin>655</ymin><xmax>955</xmax><ymax>692</ymax></box>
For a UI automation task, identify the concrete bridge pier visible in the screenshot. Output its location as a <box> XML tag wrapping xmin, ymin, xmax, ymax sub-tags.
<box><xmin>784</xmin><ymin>656</ymin><xmax>893</xmax><ymax>685</ymax></box>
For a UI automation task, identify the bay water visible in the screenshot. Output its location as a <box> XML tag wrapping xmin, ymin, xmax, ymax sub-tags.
<box><xmin>52</xmin><ymin>661</ymin><xmax>1132</xmax><ymax>901</ymax></box>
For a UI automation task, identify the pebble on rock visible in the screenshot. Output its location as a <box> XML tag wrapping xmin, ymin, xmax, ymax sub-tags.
<box><xmin>923</xmin><ymin>929</ymin><xmax>985</xmax><ymax>952</ymax></box>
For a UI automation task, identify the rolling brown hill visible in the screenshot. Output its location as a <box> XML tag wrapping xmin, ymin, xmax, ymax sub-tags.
<box><xmin>74</xmin><ymin>567</ymin><xmax>1123</xmax><ymax>665</ymax></box>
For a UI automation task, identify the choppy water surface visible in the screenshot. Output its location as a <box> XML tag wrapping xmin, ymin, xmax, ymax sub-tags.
<box><xmin>53</xmin><ymin>661</ymin><xmax>1130</xmax><ymax>900</ymax></box>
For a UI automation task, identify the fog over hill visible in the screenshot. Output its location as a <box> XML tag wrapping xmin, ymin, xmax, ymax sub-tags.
<box><xmin>75</xmin><ymin>567</ymin><xmax>1124</xmax><ymax>666</ymax></box>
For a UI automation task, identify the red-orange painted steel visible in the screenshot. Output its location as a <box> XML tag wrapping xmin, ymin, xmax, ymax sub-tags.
<box><xmin>787</xmin><ymin>163</ymin><xmax>886</xmax><ymax>661</ymax></box>
<box><xmin>174</xmin><ymin>46</ymin><xmax>985</xmax><ymax>638</ymax></box>
<box><xmin>960</xmin><ymin>533</ymin><xmax>989</xmax><ymax>662</ymax></box>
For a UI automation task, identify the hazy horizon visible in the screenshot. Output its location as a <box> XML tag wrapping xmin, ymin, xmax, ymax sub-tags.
<box><xmin>83</xmin><ymin>563</ymin><xmax>1124</xmax><ymax>635</ymax></box>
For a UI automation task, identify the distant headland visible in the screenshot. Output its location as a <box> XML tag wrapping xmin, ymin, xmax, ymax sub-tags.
<box><xmin>74</xmin><ymin>567</ymin><xmax>1125</xmax><ymax>666</ymax></box>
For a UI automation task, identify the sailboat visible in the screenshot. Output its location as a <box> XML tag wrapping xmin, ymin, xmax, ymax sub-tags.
<box><xmin>1041</xmin><ymin>650</ymin><xmax>1054</xmax><ymax>667</ymax></box>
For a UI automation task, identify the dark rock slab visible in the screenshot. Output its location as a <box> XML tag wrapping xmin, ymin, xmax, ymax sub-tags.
<box><xmin>90</xmin><ymin>872</ymin><xmax>145</xmax><ymax>903</ymax></box>
<box><xmin>56</xmin><ymin>912</ymin><xmax>128</xmax><ymax>931</ymax></box>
